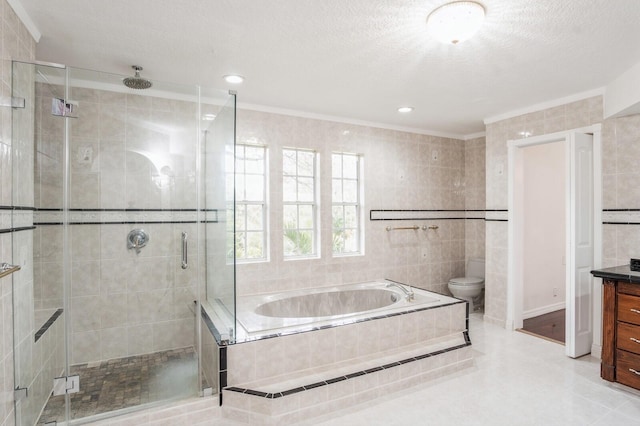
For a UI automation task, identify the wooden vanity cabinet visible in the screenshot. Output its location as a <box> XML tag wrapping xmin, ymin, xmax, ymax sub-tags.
<box><xmin>601</xmin><ymin>278</ymin><xmax>640</xmax><ymax>390</ymax></box>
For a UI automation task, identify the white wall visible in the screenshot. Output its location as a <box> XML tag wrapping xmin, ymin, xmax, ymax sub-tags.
<box><xmin>522</xmin><ymin>142</ymin><xmax>566</xmax><ymax>318</ymax></box>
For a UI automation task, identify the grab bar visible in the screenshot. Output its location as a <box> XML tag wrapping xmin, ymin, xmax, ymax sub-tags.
<box><xmin>181</xmin><ymin>232</ymin><xmax>188</xmax><ymax>269</ymax></box>
<box><xmin>385</xmin><ymin>225</ymin><xmax>426</xmax><ymax>231</ymax></box>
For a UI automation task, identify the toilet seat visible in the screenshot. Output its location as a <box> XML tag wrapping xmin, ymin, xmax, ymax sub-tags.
<box><xmin>449</xmin><ymin>276</ymin><xmax>483</xmax><ymax>286</ymax></box>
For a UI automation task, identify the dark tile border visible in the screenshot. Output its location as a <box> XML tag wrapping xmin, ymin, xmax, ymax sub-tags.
<box><xmin>223</xmin><ymin>334</ymin><xmax>472</xmax><ymax>400</ymax></box>
<box><xmin>0</xmin><ymin>226</ymin><xmax>36</xmax><ymax>234</ymax></box>
<box><xmin>34</xmin><ymin>308</ymin><xmax>63</xmax><ymax>342</ymax></box>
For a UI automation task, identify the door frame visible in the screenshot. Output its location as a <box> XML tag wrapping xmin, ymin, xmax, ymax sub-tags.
<box><xmin>506</xmin><ymin>124</ymin><xmax>602</xmax><ymax>357</ymax></box>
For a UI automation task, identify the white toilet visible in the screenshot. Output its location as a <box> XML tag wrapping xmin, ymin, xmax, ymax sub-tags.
<box><xmin>448</xmin><ymin>258</ymin><xmax>485</xmax><ymax>312</ymax></box>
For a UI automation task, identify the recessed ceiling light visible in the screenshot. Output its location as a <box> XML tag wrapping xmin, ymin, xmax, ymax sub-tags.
<box><xmin>427</xmin><ymin>1</ymin><xmax>486</xmax><ymax>45</ymax></box>
<box><xmin>398</xmin><ymin>107</ymin><xmax>414</xmax><ymax>113</ymax></box>
<box><xmin>202</xmin><ymin>113</ymin><xmax>217</xmax><ymax>121</ymax></box>
<box><xmin>224</xmin><ymin>74</ymin><xmax>244</xmax><ymax>84</ymax></box>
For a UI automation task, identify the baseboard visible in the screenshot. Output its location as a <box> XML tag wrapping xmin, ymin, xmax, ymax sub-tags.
<box><xmin>522</xmin><ymin>302</ymin><xmax>565</xmax><ymax>320</ymax></box>
<box><xmin>591</xmin><ymin>343</ymin><xmax>602</xmax><ymax>360</ymax></box>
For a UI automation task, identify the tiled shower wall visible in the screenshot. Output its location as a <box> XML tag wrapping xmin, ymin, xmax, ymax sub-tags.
<box><xmin>235</xmin><ymin>110</ymin><xmax>486</xmax><ymax>296</ymax></box>
<box><xmin>0</xmin><ymin>1</ymin><xmax>36</xmax><ymax>426</ymax></box>
<box><xmin>33</xmin><ymin>84</ymin><xmax>201</xmax><ymax>364</ymax></box>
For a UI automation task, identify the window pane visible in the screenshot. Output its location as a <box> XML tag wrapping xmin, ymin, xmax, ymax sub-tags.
<box><xmin>226</xmin><ymin>233</ymin><xmax>236</xmax><ymax>259</ymax></box>
<box><xmin>235</xmin><ymin>232</ymin><xmax>246</xmax><ymax>258</ymax></box>
<box><xmin>332</xmin><ymin>233</ymin><xmax>345</xmax><ymax>253</ymax></box>
<box><xmin>283</xmin><ymin>176</ymin><xmax>297</xmax><ymax>202</ymax></box>
<box><xmin>343</xmin><ymin>155</ymin><xmax>358</xmax><ymax>178</ymax></box>
<box><xmin>283</xmin><ymin>231</ymin><xmax>297</xmax><ymax>256</ymax></box>
<box><xmin>246</xmin><ymin>232</ymin><xmax>264</xmax><ymax>258</ymax></box>
<box><xmin>343</xmin><ymin>180</ymin><xmax>358</xmax><ymax>203</ymax></box>
<box><xmin>332</xmin><ymin>206</ymin><xmax>344</xmax><ymax>229</ymax></box>
<box><xmin>344</xmin><ymin>230</ymin><xmax>358</xmax><ymax>253</ymax></box>
<box><xmin>332</xmin><ymin>154</ymin><xmax>342</xmax><ymax>178</ymax></box>
<box><xmin>235</xmin><ymin>205</ymin><xmax>246</xmax><ymax>231</ymax></box>
<box><xmin>297</xmin><ymin>177</ymin><xmax>314</xmax><ymax>202</ymax></box>
<box><xmin>297</xmin><ymin>231</ymin><xmax>313</xmax><ymax>254</ymax></box>
<box><xmin>297</xmin><ymin>151</ymin><xmax>314</xmax><ymax>176</ymax></box>
<box><xmin>235</xmin><ymin>174</ymin><xmax>246</xmax><ymax>200</ymax></box>
<box><xmin>245</xmin><ymin>175</ymin><xmax>264</xmax><ymax>201</ymax></box>
<box><xmin>344</xmin><ymin>205</ymin><xmax>357</xmax><ymax>228</ymax></box>
<box><xmin>283</xmin><ymin>205</ymin><xmax>298</xmax><ymax>229</ymax></box>
<box><xmin>332</xmin><ymin>179</ymin><xmax>342</xmax><ymax>203</ymax></box>
<box><xmin>283</xmin><ymin>149</ymin><xmax>297</xmax><ymax>175</ymax></box>
<box><xmin>299</xmin><ymin>205</ymin><xmax>313</xmax><ymax>229</ymax></box>
<box><xmin>246</xmin><ymin>204</ymin><xmax>263</xmax><ymax>231</ymax></box>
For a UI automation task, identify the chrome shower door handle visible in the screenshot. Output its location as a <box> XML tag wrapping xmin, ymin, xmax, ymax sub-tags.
<box><xmin>181</xmin><ymin>232</ymin><xmax>188</xmax><ymax>269</ymax></box>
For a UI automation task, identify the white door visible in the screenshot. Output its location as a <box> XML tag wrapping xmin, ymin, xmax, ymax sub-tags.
<box><xmin>565</xmin><ymin>132</ymin><xmax>594</xmax><ymax>358</ymax></box>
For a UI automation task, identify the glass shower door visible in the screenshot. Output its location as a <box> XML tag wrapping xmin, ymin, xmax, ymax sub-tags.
<box><xmin>12</xmin><ymin>61</ymin><xmax>67</xmax><ymax>426</ymax></box>
<box><xmin>11</xmin><ymin>61</ymin><xmax>233</xmax><ymax>425</ymax></box>
<box><xmin>203</xmin><ymin>90</ymin><xmax>237</xmax><ymax>343</ymax></box>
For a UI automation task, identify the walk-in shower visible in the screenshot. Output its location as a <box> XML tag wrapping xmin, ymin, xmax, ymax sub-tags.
<box><xmin>10</xmin><ymin>61</ymin><xmax>236</xmax><ymax>425</ymax></box>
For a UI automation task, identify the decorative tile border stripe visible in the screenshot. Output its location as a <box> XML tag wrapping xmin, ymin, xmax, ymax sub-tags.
<box><xmin>485</xmin><ymin>210</ymin><xmax>508</xmax><ymax>221</ymax></box>
<box><xmin>602</xmin><ymin>210</ymin><xmax>640</xmax><ymax>225</ymax></box>
<box><xmin>370</xmin><ymin>210</ymin><xmax>467</xmax><ymax>221</ymax></box>
<box><xmin>12</xmin><ymin>210</ymin><xmax>33</xmax><ymax>228</ymax></box>
<box><xmin>34</xmin><ymin>209</ymin><xmax>219</xmax><ymax>225</ymax></box>
<box><xmin>34</xmin><ymin>308</ymin><xmax>63</xmax><ymax>342</ymax></box>
<box><xmin>0</xmin><ymin>211</ymin><xmax>10</xmax><ymax>232</ymax></box>
<box><xmin>0</xmin><ymin>226</ymin><xmax>36</xmax><ymax>234</ymax></box>
<box><xmin>224</xmin><ymin>332</ymin><xmax>471</xmax><ymax>400</ymax></box>
<box><xmin>370</xmin><ymin>209</ymin><xmax>508</xmax><ymax>221</ymax></box>
<box><xmin>0</xmin><ymin>205</ymin><xmax>36</xmax><ymax>211</ymax></box>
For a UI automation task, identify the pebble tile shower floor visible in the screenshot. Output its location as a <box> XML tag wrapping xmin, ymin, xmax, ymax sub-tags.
<box><xmin>38</xmin><ymin>347</ymin><xmax>200</xmax><ymax>425</ymax></box>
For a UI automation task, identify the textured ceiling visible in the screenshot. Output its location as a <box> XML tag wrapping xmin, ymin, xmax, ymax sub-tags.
<box><xmin>15</xmin><ymin>0</ymin><xmax>640</xmax><ymax>137</ymax></box>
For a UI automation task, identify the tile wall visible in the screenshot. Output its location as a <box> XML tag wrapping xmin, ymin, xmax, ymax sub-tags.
<box><xmin>32</xmin><ymin>84</ymin><xmax>202</xmax><ymax>364</ymax></box>
<box><xmin>464</xmin><ymin>136</ymin><xmax>486</xmax><ymax>263</ymax></box>
<box><xmin>235</xmin><ymin>110</ymin><xmax>485</xmax><ymax>297</ymax></box>
<box><xmin>482</xmin><ymin>96</ymin><xmax>633</xmax><ymax>326</ymax></box>
<box><xmin>0</xmin><ymin>1</ymin><xmax>37</xmax><ymax>426</ymax></box>
<box><xmin>601</xmin><ymin>113</ymin><xmax>640</xmax><ymax>268</ymax></box>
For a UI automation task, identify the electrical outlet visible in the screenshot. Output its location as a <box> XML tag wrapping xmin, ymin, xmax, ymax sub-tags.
<box><xmin>553</xmin><ymin>287</ymin><xmax>558</xmax><ymax>297</ymax></box>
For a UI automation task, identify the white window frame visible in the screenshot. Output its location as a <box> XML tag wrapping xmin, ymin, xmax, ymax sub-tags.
<box><xmin>331</xmin><ymin>152</ymin><xmax>364</xmax><ymax>256</ymax></box>
<box><xmin>282</xmin><ymin>147</ymin><xmax>320</xmax><ymax>259</ymax></box>
<box><xmin>231</xmin><ymin>143</ymin><xmax>269</xmax><ymax>263</ymax></box>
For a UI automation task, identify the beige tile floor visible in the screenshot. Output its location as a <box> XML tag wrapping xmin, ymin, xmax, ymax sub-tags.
<box><xmin>88</xmin><ymin>313</ymin><xmax>640</xmax><ymax>425</ymax></box>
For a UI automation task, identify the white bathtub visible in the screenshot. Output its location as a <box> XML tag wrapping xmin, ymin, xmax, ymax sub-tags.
<box><xmin>235</xmin><ymin>279</ymin><xmax>460</xmax><ymax>340</ymax></box>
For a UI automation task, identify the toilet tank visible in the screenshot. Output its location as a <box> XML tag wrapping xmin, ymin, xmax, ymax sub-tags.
<box><xmin>467</xmin><ymin>258</ymin><xmax>485</xmax><ymax>278</ymax></box>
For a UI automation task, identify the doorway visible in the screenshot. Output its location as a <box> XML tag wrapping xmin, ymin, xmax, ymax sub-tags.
<box><xmin>518</xmin><ymin>141</ymin><xmax>567</xmax><ymax>344</ymax></box>
<box><xmin>507</xmin><ymin>125</ymin><xmax>602</xmax><ymax>358</ymax></box>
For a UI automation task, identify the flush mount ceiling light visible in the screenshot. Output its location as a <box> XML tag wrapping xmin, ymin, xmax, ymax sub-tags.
<box><xmin>427</xmin><ymin>1</ymin><xmax>485</xmax><ymax>45</ymax></box>
<box><xmin>398</xmin><ymin>106</ymin><xmax>414</xmax><ymax>113</ymax></box>
<box><xmin>223</xmin><ymin>74</ymin><xmax>244</xmax><ymax>84</ymax></box>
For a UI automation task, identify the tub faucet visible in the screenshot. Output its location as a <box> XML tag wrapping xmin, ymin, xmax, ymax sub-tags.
<box><xmin>386</xmin><ymin>282</ymin><xmax>414</xmax><ymax>301</ymax></box>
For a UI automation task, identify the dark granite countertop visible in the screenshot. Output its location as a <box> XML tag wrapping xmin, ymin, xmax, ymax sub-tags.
<box><xmin>591</xmin><ymin>265</ymin><xmax>640</xmax><ymax>284</ymax></box>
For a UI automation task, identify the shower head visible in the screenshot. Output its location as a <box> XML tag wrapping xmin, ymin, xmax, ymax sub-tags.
<box><xmin>123</xmin><ymin>65</ymin><xmax>152</xmax><ymax>90</ymax></box>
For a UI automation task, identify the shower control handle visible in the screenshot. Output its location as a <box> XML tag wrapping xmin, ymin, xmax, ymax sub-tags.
<box><xmin>181</xmin><ymin>232</ymin><xmax>188</xmax><ymax>269</ymax></box>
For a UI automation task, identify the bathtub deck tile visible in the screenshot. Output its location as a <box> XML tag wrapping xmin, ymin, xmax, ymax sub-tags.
<box><xmin>233</xmin><ymin>332</ymin><xmax>467</xmax><ymax>393</ymax></box>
